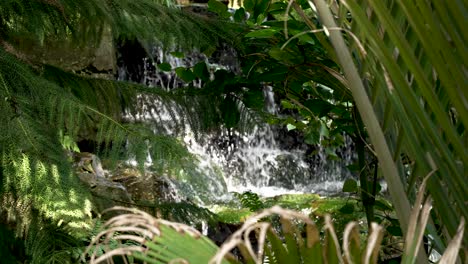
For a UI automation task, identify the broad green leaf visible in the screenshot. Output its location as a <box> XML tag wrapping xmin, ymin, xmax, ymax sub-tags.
<box><xmin>207</xmin><ymin>0</ymin><xmax>228</xmax><ymax>15</ymax></box>
<box><xmin>324</xmin><ymin>147</ymin><xmax>338</xmax><ymax>159</ymax></box>
<box><xmin>193</xmin><ymin>62</ymin><xmax>210</xmax><ymax>81</ymax></box>
<box><xmin>339</xmin><ymin>203</ymin><xmax>355</xmax><ymax>214</ymax></box>
<box><xmin>244</xmin><ymin>0</ymin><xmax>270</xmax><ymax>22</ymax></box>
<box><xmin>243</xmin><ymin>0</ymin><xmax>254</xmax><ymax>12</ymax></box>
<box><xmin>286</xmin><ymin>123</ymin><xmax>296</xmax><ymax>131</ymax></box>
<box><xmin>281</xmin><ymin>100</ymin><xmax>296</xmax><ymax>109</ymax></box>
<box><xmin>243</xmin><ymin>90</ymin><xmax>264</xmax><ymax>109</ymax></box>
<box><xmin>169</xmin><ymin>51</ymin><xmax>184</xmax><ymax>58</ymax></box>
<box><xmin>304</xmin><ymin>130</ymin><xmax>320</xmax><ymax>145</ymax></box>
<box><xmin>303</xmin><ymin>99</ymin><xmax>334</xmax><ymax>117</ymax></box>
<box><xmin>324</xmin><ymin>216</ymin><xmax>342</xmax><ymax>264</ymax></box>
<box><xmin>233</xmin><ymin>8</ymin><xmax>246</xmax><ymax>23</ymax></box>
<box><xmin>342</xmin><ymin>179</ymin><xmax>358</xmax><ymax>193</ymax></box>
<box><xmin>157</xmin><ymin>62</ymin><xmax>172</xmax><ymax>72</ymax></box>
<box><xmin>256</xmin><ymin>13</ymin><xmax>266</xmax><ymax>24</ymax></box>
<box><xmin>280</xmin><ymin>218</ymin><xmax>301</xmax><ymax>262</ymax></box>
<box><xmin>175</xmin><ymin>67</ymin><xmax>195</xmax><ymax>82</ymax></box>
<box><xmin>386</xmin><ymin>225</ymin><xmax>403</xmax><ymax>237</ymax></box>
<box><xmin>266</xmin><ymin>229</ymin><xmax>289</xmax><ymax>263</ymax></box>
<box><xmin>346</xmin><ymin>163</ymin><xmax>360</xmax><ymax>172</ymax></box>
<box><xmin>319</xmin><ymin>122</ymin><xmax>329</xmax><ymax>137</ymax></box>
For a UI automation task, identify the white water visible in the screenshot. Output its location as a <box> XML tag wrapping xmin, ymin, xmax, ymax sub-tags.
<box><xmin>119</xmin><ymin>45</ymin><xmax>355</xmax><ymax>201</ymax></box>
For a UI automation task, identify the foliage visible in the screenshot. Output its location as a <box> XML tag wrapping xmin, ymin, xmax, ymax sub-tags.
<box><xmin>25</xmin><ymin>219</ymin><xmax>88</xmax><ymax>264</ymax></box>
<box><xmin>0</xmin><ymin>46</ymin><xmax>202</xmax><ymax>234</ymax></box>
<box><xmin>308</xmin><ymin>0</ymin><xmax>467</xmax><ymax>259</ymax></box>
<box><xmin>0</xmin><ymin>0</ymin><xmax>248</xmax><ymax>261</ymax></box>
<box><xmin>137</xmin><ymin>200</ymin><xmax>219</xmax><ymax>227</ymax></box>
<box><xmin>86</xmin><ymin>207</ymin><xmax>232</xmax><ymax>264</ymax></box>
<box><xmin>1</xmin><ymin>0</ymin><xmax>466</xmax><ymax>262</ymax></box>
<box><xmin>203</xmin><ymin>0</ymin><xmax>467</xmax><ymax>261</ymax></box>
<box><xmin>86</xmin><ymin>201</ymin><xmax>465</xmax><ymax>264</ymax></box>
<box><xmin>0</xmin><ymin>0</ymin><xmax>243</xmax><ymax>54</ymax></box>
<box><xmin>234</xmin><ymin>191</ymin><xmax>265</xmax><ymax>212</ymax></box>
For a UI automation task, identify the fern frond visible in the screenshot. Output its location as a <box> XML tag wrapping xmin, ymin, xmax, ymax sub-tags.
<box><xmin>0</xmin><ymin>45</ymin><xmax>220</xmax><ymax>233</ymax></box>
<box><xmin>0</xmin><ymin>0</ymin><xmax>245</xmax><ymax>56</ymax></box>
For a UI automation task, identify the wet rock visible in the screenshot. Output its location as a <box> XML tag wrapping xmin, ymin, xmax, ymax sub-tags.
<box><xmin>111</xmin><ymin>167</ymin><xmax>180</xmax><ymax>203</ymax></box>
<box><xmin>73</xmin><ymin>153</ymin><xmax>133</xmax><ymax>215</ymax></box>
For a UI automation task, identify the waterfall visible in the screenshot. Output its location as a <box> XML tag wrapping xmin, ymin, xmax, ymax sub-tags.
<box><xmin>117</xmin><ymin>41</ymin><xmax>355</xmax><ymax>201</ymax></box>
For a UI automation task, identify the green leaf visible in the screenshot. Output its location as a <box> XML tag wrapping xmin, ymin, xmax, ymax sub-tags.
<box><xmin>269</xmin><ymin>47</ymin><xmax>302</xmax><ymax>65</ymax></box>
<box><xmin>324</xmin><ymin>216</ymin><xmax>341</xmax><ymax>264</ymax></box>
<box><xmin>233</xmin><ymin>8</ymin><xmax>246</xmax><ymax>23</ymax></box>
<box><xmin>339</xmin><ymin>203</ymin><xmax>355</xmax><ymax>214</ymax></box>
<box><xmin>245</xmin><ymin>28</ymin><xmax>278</xmax><ymax>38</ymax></box>
<box><xmin>304</xmin><ymin>130</ymin><xmax>320</xmax><ymax>145</ymax></box>
<box><xmin>343</xmin><ymin>223</ymin><xmax>361</xmax><ymax>264</ymax></box>
<box><xmin>303</xmin><ymin>99</ymin><xmax>334</xmax><ymax>117</ymax></box>
<box><xmin>244</xmin><ymin>0</ymin><xmax>270</xmax><ymax>21</ymax></box>
<box><xmin>268</xmin><ymin>2</ymin><xmax>287</xmax><ymax>14</ymax></box>
<box><xmin>281</xmin><ymin>218</ymin><xmax>302</xmax><ymax>262</ymax></box>
<box><xmin>170</xmin><ymin>51</ymin><xmax>185</xmax><ymax>58</ymax></box>
<box><xmin>325</xmin><ymin>148</ymin><xmax>338</xmax><ymax>159</ymax></box>
<box><xmin>346</xmin><ymin>163</ymin><xmax>360</xmax><ymax>172</ymax></box>
<box><xmin>175</xmin><ymin>67</ymin><xmax>195</xmax><ymax>82</ymax></box>
<box><xmin>266</xmin><ymin>229</ymin><xmax>289</xmax><ymax>263</ymax></box>
<box><xmin>157</xmin><ymin>62</ymin><xmax>172</xmax><ymax>72</ymax></box>
<box><xmin>386</xmin><ymin>225</ymin><xmax>403</xmax><ymax>237</ymax></box>
<box><xmin>281</xmin><ymin>100</ymin><xmax>296</xmax><ymax>109</ymax></box>
<box><xmin>286</xmin><ymin>123</ymin><xmax>296</xmax><ymax>131</ymax></box>
<box><xmin>342</xmin><ymin>179</ymin><xmax>358</xmax><ymax>193</ymax></box>
<box><xmin>374</xmin><ymin>200</ymin><xmax>392</xmax><ymax>212</ymax></box>
<box><xmin>193</xmin><ymin>62</ymin><xmax>210</xmax><ymax>81</ymax></box>
<box><xmin>207</xmin><ymin>0</ymin><xmax>231</xmax><ymax>18</ymax></box>
<box><xmin>320</xmin><ymin>122</ymin><xmax>329</xmax><ymax>138</ymax></box>
<box><xmin>243</xmin><ymin>0</ymin><xmax>254</xmax><ymax>12</ymax></box>
<box><xmin>243</xmin><ymin>90</ymin><xmax>264</xmax><ymax>109</ymax></box>
<box><xmin>256</xmin><ymin>13</ymin><xmax>266</xmax><ymax>24</ymax></box>
<box><xmin>257</xmin><ymin>66</ymin><xmax>289</xmax><ymax>81</ymax></box>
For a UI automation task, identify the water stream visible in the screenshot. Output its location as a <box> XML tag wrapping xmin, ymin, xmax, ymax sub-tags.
<box><xmin>117</xmin><ymin>42</ymin><xmax>355</xmax><ymax>202</ymax></box>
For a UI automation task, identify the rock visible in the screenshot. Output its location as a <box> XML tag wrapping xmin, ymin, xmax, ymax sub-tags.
<box><xmin>5</xmin><ymin>27</ymin><xmax>116</xmax><ymax>77</ymax></box>
<box><xmin>73</xmin><ymin>153</ymin><xmax>134</xmax><ymax>215</ymax></box>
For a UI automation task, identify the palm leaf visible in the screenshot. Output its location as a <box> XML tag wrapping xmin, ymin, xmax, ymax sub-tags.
<box><xmin>85</xmin><ymin>207</ymin><xmax>235</xmax><ymax>264</ymax></box>
<box><xmin>309</xmin><ymin>0</ymin><xmax>467</xmax><ymax>257</ymax></box>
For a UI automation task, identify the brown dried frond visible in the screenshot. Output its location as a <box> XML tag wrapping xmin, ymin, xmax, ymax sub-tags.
<box><xmin>210</xmin><ymin>205</ymin><xmax>317</xmax><ymax>264</ymax></box>
<box><xmin>85</xmin><ymin>206</ymin><xmax>202</xmax><ymax>264</ymax></box>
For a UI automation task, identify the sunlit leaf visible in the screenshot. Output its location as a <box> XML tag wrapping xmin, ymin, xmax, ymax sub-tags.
<box><xmin>286</xmin><ymin>123</ymin><xmax>296</xmax><ymax>131</ymax></box>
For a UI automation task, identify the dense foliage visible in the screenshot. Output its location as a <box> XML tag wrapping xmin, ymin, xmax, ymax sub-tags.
<box><xmin>0</xmin><ymin>0</ymin><xmax>466</xmax><ymax>263</ymax></box>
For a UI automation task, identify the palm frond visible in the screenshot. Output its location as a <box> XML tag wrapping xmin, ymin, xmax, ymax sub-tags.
<box><xmin>309</xmin><ymin>0</ymin><xmax>467</xmax><ymax>256</ymax></box>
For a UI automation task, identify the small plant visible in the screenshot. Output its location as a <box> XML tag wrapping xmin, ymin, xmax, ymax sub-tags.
<box><xmin>234</xmin><ymin>191</ymin><xmax>265</xmax><ymax>212</ymax></box>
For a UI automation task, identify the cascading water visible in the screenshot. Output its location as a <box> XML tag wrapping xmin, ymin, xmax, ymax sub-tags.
<box><xmin>117</xmin><ymin>40</ymin><xmax>356</xmax><ymax>202</ymax></box>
